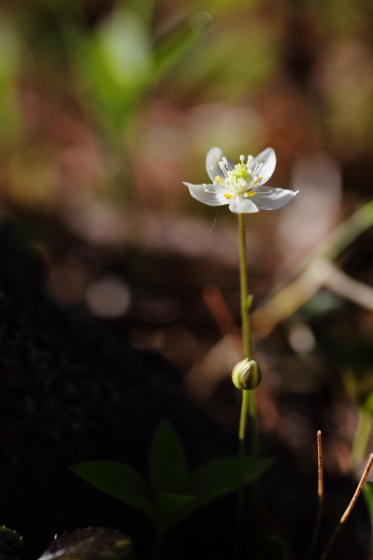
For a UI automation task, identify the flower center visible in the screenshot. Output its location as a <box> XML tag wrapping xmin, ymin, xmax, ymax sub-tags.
<box><xmin>217</xmin><ymin>155</ymin><xmax>264</xmax><ymax>195</ymax></box>
<box><xmin>226</xmin><ymin>164</ymin><xmax>252</xmax><ymax>194</ymax></box>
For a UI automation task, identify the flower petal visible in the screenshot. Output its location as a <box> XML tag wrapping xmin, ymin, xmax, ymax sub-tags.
<box><xmin>229</xmin><ymin>195</ymin><xmax>259</xmax><ymax>213</ymax></box>
<box><xmin>250</xmin><ymin>147</ymin><xmax>276</xmax><ymax>185</ymax></box>
<box><xmin>183</xmin><ymin>182</ymin><xmax>230</xmax><ymax>206</ymax></box>
<box><xmin>250</xmin><ymin>186</ymin><xmax>298</xmax><ymax>210</ymax></box>
<box><xmin>206</xmin><ymin>147</ymin><xmax>235</xmax><ymax>182</ymax></box>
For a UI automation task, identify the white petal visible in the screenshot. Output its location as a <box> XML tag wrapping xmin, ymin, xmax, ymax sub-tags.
<box><xmin>250</xmin><ymin>147</ymin><xmax>276</xmax><ymax>185</ymax></box>
<box><xmin>183</xmin><ymin>182</ymin><xmax>230</xmax><ymax>206</ymax></box>
<box><xmin>229</xmin><ymin>195</ymin><xmax>259</xmax><ymax>213</ymax></box>
<box><xmin>206</xmin><ymin>147</ymin><xmax>235</xmax><ymax>182</ymax></box>
<box><xmin>250</xmin><ymin>186</ymin><xmax>298</xmax><ymax>210</ymax></box>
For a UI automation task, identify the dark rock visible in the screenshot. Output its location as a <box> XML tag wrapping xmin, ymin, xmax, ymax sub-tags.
<box><xmin>0</xmin><ymin>223</ymin><xmax>223</xmax><ymax>559</ymax></box>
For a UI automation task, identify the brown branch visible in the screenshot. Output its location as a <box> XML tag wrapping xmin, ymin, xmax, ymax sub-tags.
<box><xmin>319</xmin><ymin>453</ymin><xmax>373</xmax><ymax>560</ymax></box>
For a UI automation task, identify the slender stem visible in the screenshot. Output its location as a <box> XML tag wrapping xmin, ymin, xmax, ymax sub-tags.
<box><xmin>307</xmin><ymin>431</ymin><xmax>324</xmax><ymax>560</ymax></box>
<box><xmin>351</xmin><ymin>407</ymin><xmax>373</xmax><ymax>469</ymax></box>
<box><xmin>235</xmin><ymin>214</ymin><xmax>258</xmax><ymax>560</ymax></box>
<box><xmin>239</xmin><ymin>390</ymin><xmax>250</xmax><ymax>441</ymax></box>
<box><xmin>237</xmin><ymin>213</ymin><xmax>258</xmax><ymax>454</ymax></box>
<box><xmin>238</xmin><ymin>213</ymin><xmax>251</xmax><ymax>359</ymax></box>
<box><xmin>236</xmin><ymin>390</ymin><xmax>250</xmax><ymax>558</ymax></box>
<box><xmin>319</xmin><ymin>454</ymin><xmax>373</xmax><ymax>560</ymax></box>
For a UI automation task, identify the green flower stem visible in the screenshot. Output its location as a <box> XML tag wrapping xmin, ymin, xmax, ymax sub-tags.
<box><xmin>235</xmin><ymin>214</ymin><xmax>258</xmax><ymax>560</ymax></box>
<box><xmin>238</xmin><ymin>213</ymin><xmax>251</xmax><ymax>359</ymax></box>
<box><xmin>352</xmin><ymin>407</ymin><xmax>373</xmax><ymax>469</ymax></box>
<box><xmin>238</xmin><ymin>213</ymin><xmax>258</xmax><ymax>454</ymax></box>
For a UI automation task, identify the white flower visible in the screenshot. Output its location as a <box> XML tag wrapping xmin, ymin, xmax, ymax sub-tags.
<box><xmin>183</xmin><ymin>147</ymin><xmax>298</xmax><ymax>213</ymax></box>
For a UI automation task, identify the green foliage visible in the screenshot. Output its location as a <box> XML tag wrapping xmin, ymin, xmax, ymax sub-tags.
<box><xmin>69</xmin><ymin>7</ymin><xmax>149</xmax><ymax>130</ymax></box>
<box><xmin>0</xmin><ymin>527</ymin><xmax>24</xmax><ymax>560</ymax></box>
<box><xmin>70</xmin><ymin>461</ymin><xmax>156</xmax><ymax>518</ymax></box>
<box><xmin>155</xmin><ymin>493</ymin><xmax>195</xmax><ymax>525</ymax></box>
<box><xmin>68</xmin><ymin>5</ymin><xmax>195</xmax><ymax>134</ymax></box>
<box><xmin>37</xmin><ymin>527</ymin><xmax>134</xmax><ymax>560</ymax></box>
<box><xmin>149</xmin><ymin>419</ymin><xmax>188</xmax><ymax>495</ymax></box>
<box><xmin>188</xmin><ymin>455</ymin><xmax>272</xmax><ymax>510</ymax></box>
<box><xmin>72</xmin><ymin>420</ymin><xmax>272</xmax><ymax>535</ymax></box>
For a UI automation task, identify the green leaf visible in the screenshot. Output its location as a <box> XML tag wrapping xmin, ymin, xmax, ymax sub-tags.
<box><xmin>153</xmin><ymin>455</ymin><xmax>273</xmax><ymax>531</ymax></box>
<box><xmin>71</xmin><ymin>461</ymin><xmax>156</xmax><ymax>517</ymax></box>
<box><xmin>95</xmin><ymin>7</ymin><xmax>151</xmax><ymax>89</ymax></box>
<box><xmin>37</xmin><ymin>527</ymin><xmax>134</xmax><ymax>560</ymax></box>
<box><xmin>0</xmin><ymin>526</ymin><xmax>24</xmax><ymax>560</ymax></box>
<box><xmin>188</xmin><ymin>455</ymin><xmax>273</xmax><ymax>510</ymax></box>
<box><xmin>69</xmin><ymin>7</ymin><xmax>152</xmax><ymax>132</ymax></box>
<box><xmin>156</xmin><ymin>493</ymin><xmax>196</xmax><ymax>521</ymax></box>
<box><xmin>149</xmin><ymin>420</ymin><xmax>188</xmax><ymax>495</ymax></box>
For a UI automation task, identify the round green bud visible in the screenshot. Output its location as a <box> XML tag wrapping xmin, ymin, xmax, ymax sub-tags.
<box><xmin>231</xmin><ymin>358</ymin><xmax>261</xmax><ymax>390</ymax></box>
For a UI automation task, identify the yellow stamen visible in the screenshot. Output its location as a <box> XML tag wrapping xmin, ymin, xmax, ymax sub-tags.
<box><xmin>248</xmin><ymin>191</ymin><xmax>256</xmax><ymax>197</ymax></box>
<box><xmin>224</xmin><ymin>193</ymin><xmax>232</xmax><ymax>199</ymax></box>
<box><xmin>215</xmin><ymin>175</ymin><xmax>223</xmax><ymax>183</ymax></box>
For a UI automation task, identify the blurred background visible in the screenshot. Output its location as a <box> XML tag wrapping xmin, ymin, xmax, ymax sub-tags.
<box><xmin>3</xmin><ymin>0</ymin><xmax>373</xmax><ymax>522</ymax></box>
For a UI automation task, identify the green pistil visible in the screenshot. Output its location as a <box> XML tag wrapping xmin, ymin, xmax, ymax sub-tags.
<box><xmin>228</xmin><ymin>164</ymin><xmax>252</xmax><ymax>184</ymax></box>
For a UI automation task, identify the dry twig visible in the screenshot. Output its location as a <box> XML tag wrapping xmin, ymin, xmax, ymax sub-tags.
<box><xmin>319</xmin><ymin>453</ymin><xmax>373</xmax><ymax>560</ymax></box>
<box><xmin>307</xmin><ymin>431</ymin><xmax>324</xmax><ymax>560</ymax></box>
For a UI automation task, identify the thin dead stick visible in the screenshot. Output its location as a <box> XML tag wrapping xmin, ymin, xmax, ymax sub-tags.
<box><xmin>307</xmin><ymin>431</ymin><xmax>324</xmax><ymax>560</ymax></box>
<box><xmin>318</xmin><ymin>431</ymin><xmax>324</xmax><ymax>507</ymax></box>
<box><xmin>319</xmin><ymin>453</ymin><xmax>373</xmax><ymax>560</ymax></box>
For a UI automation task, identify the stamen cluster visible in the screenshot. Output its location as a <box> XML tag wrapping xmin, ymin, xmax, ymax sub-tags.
<box><xmin>216</xmin><ymin>156</ymin><xmax>263</xmax><ymax>196</ymax></box>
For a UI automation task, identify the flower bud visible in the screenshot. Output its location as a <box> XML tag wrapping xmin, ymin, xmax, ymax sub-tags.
<box><xmin>232</xmin><ymin>358</ymin><xmax>261</xmax><ymax>390</ymax></box>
